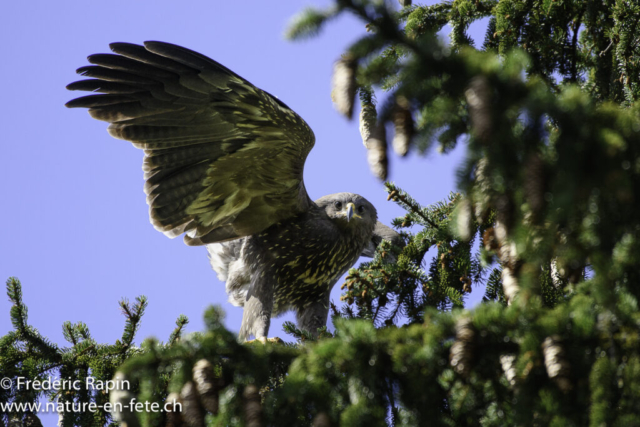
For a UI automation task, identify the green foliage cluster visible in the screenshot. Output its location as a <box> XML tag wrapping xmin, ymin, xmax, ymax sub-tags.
<box><xmin>338</xmin><ymin>187</ymin><xmax>479</xmax><ymax>325</ymax></box>
<box><xmin>3</xmin><ymin>0</ymin><xmax>640</xmax><ymax>425</ymax></box>
<box><xmin>0</xmin><ymin>278</ymin><xmax>187</xmax><ymax>427</ymax></box>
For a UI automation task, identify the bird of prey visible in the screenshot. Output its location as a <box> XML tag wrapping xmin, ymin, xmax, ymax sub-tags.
<box><xmin>66</xmin><ymin>41</ymin><xmax>402</xmax><ymax>341</ymax></box>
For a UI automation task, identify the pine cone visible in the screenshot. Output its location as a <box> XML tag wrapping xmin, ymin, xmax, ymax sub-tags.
<box><xmin>550</xmin><ymin>259</ymin><xmax>563</xmax><ymax>288</ymax></box>
<box><xmin>495</xmin><ymin>220</ymin><xmax>520</xmax><ymax>303</ymax></box>
<box><xmin>460</xmin><ymin>276</ymin><xmax>472</xmax><ymax>293</ymax></box>
<box><xmin>366</xmin><ymin>127</ymin><xmax>388</xmax><ymax>180</ymax></box>
<box><xmin>472</xmin><ymin>157</ymin><xmax>492</xmax><ymax>223</ymax></box>
<box><xmin>391</xmin><ymin>96</ymin><xmax>413</xmax><ymax>156</ymax></box>
<box><xmin>398</xmin><ymin>0</ymin><xmax>412</xmax><ymax>6</ymax></box>
<box><xmin>454</xmin><ymin>198</ymin><xmax>473</xmax><ymax>240</ymax></box>
<box><xmin>312</xmin><ymin>412</ymin><xmax>331</xmax><ymax>427</ymax></box>
<box><xmin>450</xmin><ymin>317</ymin><xmax>475</xmax><ymax>376</ymax></box>
<box><xmin>165</xmin><ymin>393</ymin><xmax>184</xmax><ymax>427</ymax></box>
<box><xmin>109</xmin><ymin>372</ymin><xmax>140</xmax><ymax>427</ymax></box>
<box><xmin>501</xmin><ymin>265</ymin><xmax>519</xmax><ymax>304</ymax></box>
<box><xmin>499</xmin><ymin>354</ymin><xmax>517</xmax><ymax>387</ymax></box>
<box><xmin>542</xmin><ymin>335</ymin><xmax>572</xmax><ymax>392</ymax></box>
<box><xmin>243</xmin><ymin>384</ymin><xmax>263</xmax><ymax>427</ymax></box>
<box><xmin>180</xmin><ymin>381</ymin><xmax>205</xmax><ymax>427</ymax></box>
<box><xmin>331</xmin><ymin>55</ymin><xmax>357</xmax><ymax>119</ymax></box>
<box><xmin>192</xmin><ymin>359</ymin><xmax>220</xmax><ymax>415</ymax></box>
<box><xmin>56</xmin><ymin>403</ymin><xmax>65</xmax><ymax>427</ymax></box>
<box><xmin>465</xmin><ymin>76</ymin><xmax>492</xmax><ymax>143</ymax></box>
<box><xmin>360</xmin><ymin>100</ymin><xmax>388</xmax><ymax>180</ymax></box>
<box><xmin>482</xmin><ymin>227</ymin><xmax>499</xmax><ymax>251</ymax></box>
<box><xmin>359</xmin><ymin>98</ymin><xmax>378</xmax><ymax>146</ymax></box>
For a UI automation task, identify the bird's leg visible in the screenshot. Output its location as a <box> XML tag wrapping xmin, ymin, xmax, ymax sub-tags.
<box><xmin>296</xmin><ymin>295</ymin><xmax>330</xmax><ymax>339</ymax></box>
<box><xmin>239</xmin><ymin>276</ymin><xmax>276</xmax><ymax>343</ymax></box>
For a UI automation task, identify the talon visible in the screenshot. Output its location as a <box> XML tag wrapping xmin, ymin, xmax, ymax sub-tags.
<box><xmin>245</xmin><ymin>337</ymin><xmax>283</xmax><ymax>345</ymax></box>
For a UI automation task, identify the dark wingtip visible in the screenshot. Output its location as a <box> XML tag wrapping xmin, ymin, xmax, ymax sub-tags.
<box><xmin>143</xmin><ymin>40</ymin><xmax>170</xmax><ymax>49</ymax></box>
<box><xmin>65</xmin><ymin>97</ymin><xmax>80</xmax><ymax>108</ymax></box>
<box><xmin>76</xmin><ymin>66</ymin><xmax>91</xmax><ymax>76</ymax></box>
<box><xmin>86</xmin><ymin>53</ymin><xmax>100</xmax><ymax>64</ymax></box>
<box><xmin>109</xmin><ymin>41</ymin><xmax>137</xmax><ymax>52</ymax></box>
<box><xmin>86</xmin><ymin>53</ymin><xmax>117</xmax><ymax>65</ymax></box>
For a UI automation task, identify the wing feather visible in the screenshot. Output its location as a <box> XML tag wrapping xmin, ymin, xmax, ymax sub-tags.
<box><xmin>361</xmin><ymin>221</ymin><xmax>405</xmax><ymax>260</ymax></box>
<box><xmin>67</xmin><ymin>41</ymin><xmax>315</xmax><ymax>244</ymax></box>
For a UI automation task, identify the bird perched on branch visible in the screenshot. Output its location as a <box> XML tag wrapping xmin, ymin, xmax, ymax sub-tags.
<box><xmin>66</xmin><ymin>41</ymin><xmax>402</xmax><ymax>341</ymax></box>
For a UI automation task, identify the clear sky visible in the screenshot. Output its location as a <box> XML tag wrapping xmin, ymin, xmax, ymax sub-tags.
<box><xmin>0</xmin><ymin>0</ymin><xmax>486</xmax><ymax>357</ymax></box>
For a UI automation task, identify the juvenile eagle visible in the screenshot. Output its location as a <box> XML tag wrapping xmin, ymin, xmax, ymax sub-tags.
<box><xmin>66</xmin><ymin>41</ymin><xmax>402</xmax><ymax>340</ymax></box>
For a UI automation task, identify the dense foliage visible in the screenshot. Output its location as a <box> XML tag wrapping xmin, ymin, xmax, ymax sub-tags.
<box><xmin>3</xmin><ymin>0</ymin><xmax>640</xmax><ymax>425</ymax></box>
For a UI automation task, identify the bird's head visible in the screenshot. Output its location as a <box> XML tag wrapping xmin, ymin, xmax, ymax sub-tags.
<box><xmin>316</xmin><ymin>193</ymin><xmax>377</xmax><ymax>234</ymax></box>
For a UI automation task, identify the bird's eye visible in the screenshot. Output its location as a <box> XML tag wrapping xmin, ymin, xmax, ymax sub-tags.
<box><xmin>357</xmin><ymin>205</ymin><xmax>365</xmax><ymax>214</ymax></box>
<box><xmin>334</xmin><ymin>201</ymin><xmax>342</xmax><ymax>210</ymax></box>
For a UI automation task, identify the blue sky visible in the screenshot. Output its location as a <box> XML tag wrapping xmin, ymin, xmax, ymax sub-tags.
<box><xmin>0</xmin><ymin>0</ymin><xmax>487</xmax><ymax>353</ymax></box>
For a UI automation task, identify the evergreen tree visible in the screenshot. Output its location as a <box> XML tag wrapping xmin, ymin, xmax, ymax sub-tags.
<box><xmin>3</xmin><ymin>0</ymin><xmax>640</xmax><ymax>425</ymax></box>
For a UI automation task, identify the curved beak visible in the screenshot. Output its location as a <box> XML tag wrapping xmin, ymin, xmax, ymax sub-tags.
<box><xmin>346</xmin><ymin>203</ymin><xmax>355</xmax><ymax>222</ymax></box>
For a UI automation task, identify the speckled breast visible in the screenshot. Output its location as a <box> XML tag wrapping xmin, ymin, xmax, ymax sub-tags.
<box><xmin>246</xmin><ymin>215</ymin><xmax>364</xmax><ymax>311</ymax></box>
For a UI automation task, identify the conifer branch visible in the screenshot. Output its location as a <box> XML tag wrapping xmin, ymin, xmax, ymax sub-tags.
<box><xmin>169</xmin><ymin>315</ymin><xmax>189</xmax><ymax>345</ymax></box>
<box><xmin>119</xmin><ymin>296</ymin><xmax>148</xmax><ymax>350</ymax></box>
<box><xmin>285</xmin><ymin>6</ymin><xmax>341</xmax><ymax>40</ymax></box>
<box><xmin>385</xmin><ymin>183</ymin><xmax>439</xmax><ymax>229</ymax></box>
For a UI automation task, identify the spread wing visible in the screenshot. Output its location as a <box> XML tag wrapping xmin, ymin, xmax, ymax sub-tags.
<box><xmin>66</xmin><ymin>41</ymin><xmax>315</xmax><ymax>245</ymax></box>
